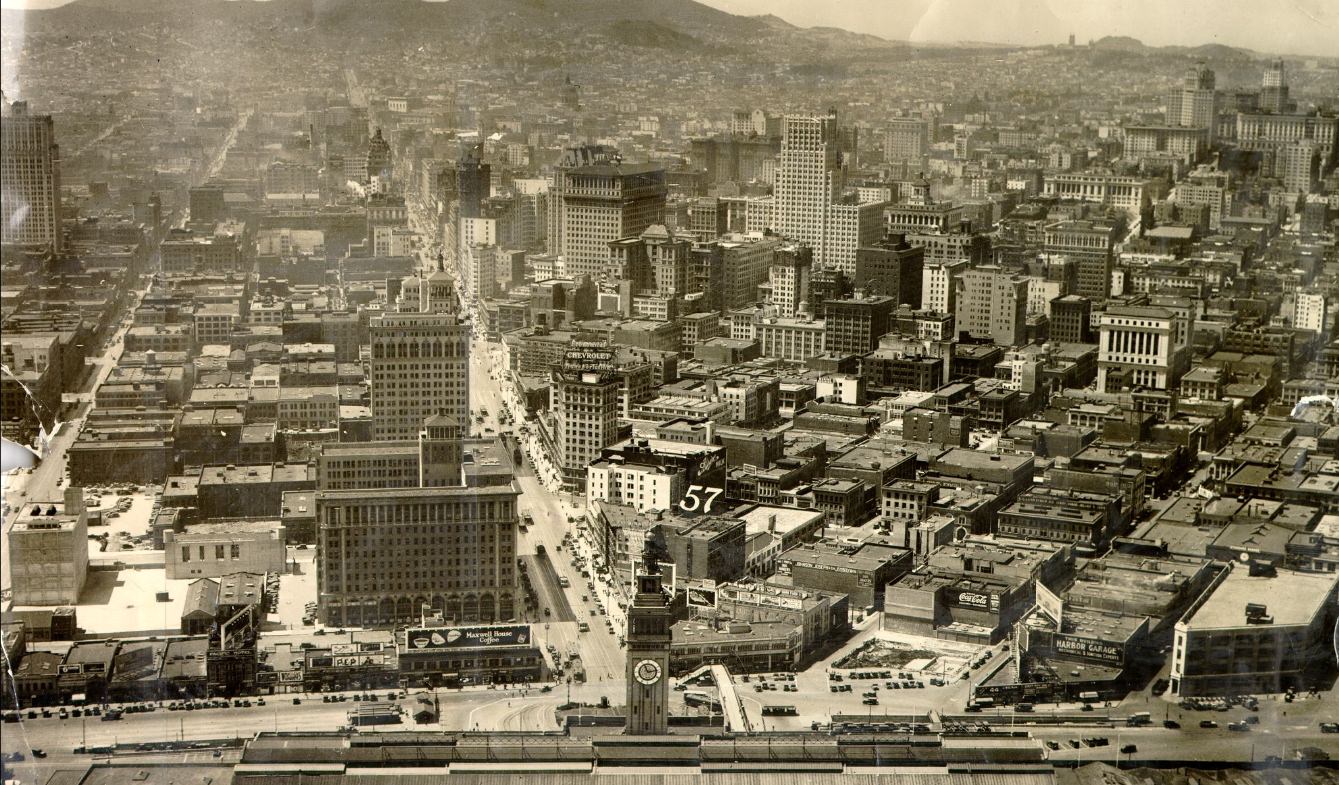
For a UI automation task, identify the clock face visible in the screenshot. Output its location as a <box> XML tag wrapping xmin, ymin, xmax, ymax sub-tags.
<box><xmin>634</xmin><ymin>658</ymin><xmax>663</xmax><ymax>686</ymax></box>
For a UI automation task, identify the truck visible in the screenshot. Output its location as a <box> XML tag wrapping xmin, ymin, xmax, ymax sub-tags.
<box><xmin>1126</xmin><ymin>711</ymin><xmax>1152</xmax><ymax>726</ymax></box>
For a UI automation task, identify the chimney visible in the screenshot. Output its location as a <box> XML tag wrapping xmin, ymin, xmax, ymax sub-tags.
<box><xmin>768</xmin><ymin>514</ymin><xmax>777</xmax><ymax>533</ymax></box>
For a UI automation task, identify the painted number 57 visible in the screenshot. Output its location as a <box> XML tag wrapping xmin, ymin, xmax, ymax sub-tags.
<box><xmin>679</xmin><ymin>485</ymin><xmax>722</xmax><ymax>514</ymax></box>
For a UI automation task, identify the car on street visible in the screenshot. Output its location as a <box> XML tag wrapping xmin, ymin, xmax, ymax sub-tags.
<box><xmin>1200</xmin><ymin>720</ymin><xmax>1218</xmax><ymax>729</ymax></box>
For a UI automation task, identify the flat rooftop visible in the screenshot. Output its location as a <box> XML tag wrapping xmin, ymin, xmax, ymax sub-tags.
<box><xmin>732</xmin><ymin>504</ymin><xmax>824</xmax><ymax>538</ymax></box>
<box><xmin>1185</xmin><ymin>569</ymin><xmax>1337</xmax><ymax>630</ymax></box>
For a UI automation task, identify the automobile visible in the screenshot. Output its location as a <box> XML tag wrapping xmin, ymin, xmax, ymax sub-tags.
<box><xmin>862</xmin><ymin>697</ymin><xmax>879</xmax><ymax>706</ymax></box>
<box><xmin>1163</xmin><ymin>720</ymin><xmax>1181</xmax><ymax>729</ymax></box>
<box><xmin>1068</xmin><ymin>740</ymin><xmax>1081</xmax><ymax>749</ymax></box>
<box><xmin>1152</xmin><ymin>678</ymin><xmax>1169</xmax><ymax>696</ymax></box>
<box><xmin>293</xmin><ymin>698</ymin><xmax>302</xmax><ymax>705</ymax></box>
<box><xmin>1200</xmin><ymin>720</ymin><xmax>1218</xmax><ymax>729</ymax></box>
<box><xmin>1227</xmin><ymin>721</ymin><xmax>1250</xmax><ymax>732</ymax></box>
<box><xmin>1045</xmin><ymin>741</ymin><xmax>1060</xmax><ymax>750</ymax></box>
<box><xmin>1321</xmin><ymin>723</ymin><xmax>1339</xmax><ymax>734</ymax></box>
<box><xmin>1121</xmin><ymin>744</ymin><xmax>1138</xmax><ymax>754</ymax></box>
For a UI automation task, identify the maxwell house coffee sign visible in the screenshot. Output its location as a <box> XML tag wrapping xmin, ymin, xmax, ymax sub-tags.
<box><xmin>406</xmin><ymin>625</ymin><xmax>530</xmax><ymax>650</ymax></box>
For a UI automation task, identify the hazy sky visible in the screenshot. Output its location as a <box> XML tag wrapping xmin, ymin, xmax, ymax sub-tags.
<box><xmin>0</xmin><ymin>0</ymin><xmax>1336</xmax><ymax>58</ymax></box>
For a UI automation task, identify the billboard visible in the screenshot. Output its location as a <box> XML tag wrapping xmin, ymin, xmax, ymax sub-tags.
<box><xmin>333</xmin><ymin>653</ymin><xmax>391</xmax><ymax>668</ymax></box>
<box><xmin>947</xmin><ymin>588</ymin><xmax>1001</xmax><ymax>613</ymax></box>
<box><xmin>1036</xmin><ymin>580</ymin><xmax>1064</xmax><ymax>628</ymax></box>
<box><xmin>562</xmin><ymin>343</ymin><xmax>615</xmax><ymax>373</ymax></box>
<box><xmin>686</xmin><ymin>586</ymin><xmax>718</xmax><ymax>609</ymax></box>
<box><xmin>1051</xmin><ymin>633</ymin><xmax>1124</xmax><ymax>666</ymax></box>
<box><xmin>332</xmin><ymin>642</ymin><xmax>385</xmax><ymax>655</ymax></box>
<box><xmin>696</xmin><ymin>449</ymin><xmax>726</xmax><ymax>480</ymax></box>
<box><xmin>405</xmin><ymin>624</ymin><xmax>531</xmax><ymax>651</ymax></box>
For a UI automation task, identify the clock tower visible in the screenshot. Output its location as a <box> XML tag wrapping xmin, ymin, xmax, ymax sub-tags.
<box><xmin>624</xmin><ymin>549</ymin><xmax>671</xmax><ymax>735</ymax></box>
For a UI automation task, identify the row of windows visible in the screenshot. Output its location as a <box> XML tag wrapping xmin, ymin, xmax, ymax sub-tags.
<box><xmin>180</xmin><ymin>543</ymin><xmax>242</xmax><ymax>562</ymax></box>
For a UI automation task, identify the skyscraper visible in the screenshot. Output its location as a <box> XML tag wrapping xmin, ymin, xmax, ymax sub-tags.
<box><xmin>883</xmin><ymin>116</ymin><xmax>930</xmax><ymax>164</ymax></box>
<box><xmin>855</xmin><ymin>232</ymin><xmax>924</xmax><ymax>306</ymax></box>
<box><xmin>366</xmin><ymin>128</ymin><xmax>391</xmax><ymax>185</ymax></box>
<box><xmin>825</xmin><ymin>292</ymin><xmax>896</xmax><ymax>356</ymax></box>
<box><xmin>456</xmin><ymin>144</ymin><xmax>490</xmax><ymax>219</ymax></box>
<box><xmin>1260</xmin><ymin>59</ymin><xmax>1293</xmax><ymax>114</ymax></box>
<box><xmin>955</xmin><ymin>266</ymin><xmax>1029</xmax><ymax>347</ymax></box>
<box><xmin>772</xmin><ymin>112</ymin><xmax>885</xmax><ymax>275</ymax></box>
<box><xmin>549</xmin><ymin>147</ymin><xmax>666</xmax><ymax>280</ymax></box>
<box><xmin>1</xmin><ymin>101</ymin><xmax>63</xmax><ymax>253</ymax></box>
<box><xmin>774</xmin><ymin>113</ymin><xmax>841</xmax><ymax>251</ymax></box>
<box><xmin>768</xmin><ymin>243</ymin><xmax>813</xmax><ymax>318</ymax></box>
<box><xmin>369</xmin><ymin>312</ymin><xmax>471</xmax><ymax>441</ymax></box>
<box><xmin>1165</xmin><ymin>63</ymin><xmax>1218</xmax><ymax>143</ymax></box>
<box><xmin>552</xmin><ymin>342</ymin><xmax>621</xmax><ymax>494</ymax></box>
<box><xmin>1282</xmin><ymin>140</ymin><xmax>1319</xmax><ymax>194</ymax></box>
<box><xmin>315</xmin><ymin>482</ymin><xmax>519</xmax><ymax>626</ymax></box>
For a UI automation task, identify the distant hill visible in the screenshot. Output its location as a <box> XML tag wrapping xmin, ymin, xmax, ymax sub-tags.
<box><xmin>1090</xmin><ymin>35</ymin><xmax>1149</xmax><ymax>52</ymax></box>
<box><xmin>0</xmin><ymin>0</ymin><xmax>905</xmax><ymax>57</ymax></box>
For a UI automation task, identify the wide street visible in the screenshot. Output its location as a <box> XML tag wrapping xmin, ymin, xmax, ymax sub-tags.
<box><xmin>462</xmin><ymin>307</ymin><xmax>628</xmax><ymax>689</ymax></box>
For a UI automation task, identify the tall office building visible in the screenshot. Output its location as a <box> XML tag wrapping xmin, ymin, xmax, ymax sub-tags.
<box><xmin>1</xmin><ymin>102</ymin><xmax>63</xmax><ymax>253</ymax></box>
<box><xmin>549</xmin><ymin>146</ymin><xmax>666</xmax><ymax>279</ymax></box>
<box><xmin>642</xmin><ymin>223</ymin><xmax>693</xmax><ymax>298</ymax></box>
<box><xmin>855</xmin><ymin>233</ymin><xmax>924</xmax><ymax>306</ymax></box>
<box><xmin>369</xmin><ymin>312</ymin><xmax>471</xmax><ymax>441</ymax></box>
<box><xmin>883</xmin><ymin>116</ymin><xmax>931</xmax><ymax>163</ymax></box>
<box><xmin>1294</xmin><ymin>289</ymin><xmax>1327</xmax><ymax>334</ymax></box>
<box><xmin>1166</xmin><ymin>63</ymin><xmax>1218</xmax><ymax>143</ymax></box>
<box><xmin>825</xmin><ymin>292</ymin><xmax>896</xmax><ymax>355</ymax></box>
<box><xmin>1260</xmin><ymin>59</ymin><xmax>1293</xmax><ymax>114</ymax></box>
<box><xmin>772</xmin><ymin>112</ymin><xmax>885</xmax><ymax>275</ymax></box>
<box><xmin>955</xmin><ymin>266</ymin><xmax>1029</xmax><ymax>347</ymax></box>
<box><xmin>1281</xmin><ymin>140</ymin><xmax>1319</xmax><ymax>194</ymax></box>
<box><xmin>365</xmin><ymin>128</ymin><xmax>391</xmax><ymax>184</ymax></box>
<box><xmin>1044</xmin><ymin>220</ymin><xmax>1120</xmax><ymax>302</ymax></box>
<box><xmin>768</xmin><ymin>244</ymin><xmax>813</xmax><ymax>318</ymax></box>
<box><xmin>553</xmin><ymin>342</ymin><xmax>621</xmax><ymax>494</ymax></box>
<box><xmin>456</xmin><ymin>145</ymin><xmax>491</xmax><ymax>219</ymax></box>
<box><xmin>314</xmin><ymin>483</ymin><xmax>519</xmax><ymax>627</ymax></box>
<box><xmin>189</xmin><ymin>185</ymin><xmax>226</xmax><ymax>226</ymax></box>
<box><xmin>689</xmin><ymin>134</ymin><xmax>781</xmax><ymax>186</ymax></box>
<box><xmin>922</xmin><ymin>259</ymin><xmax>969</xmax><ymax>315</ymax></box>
